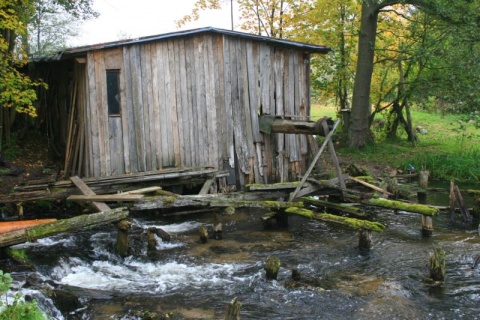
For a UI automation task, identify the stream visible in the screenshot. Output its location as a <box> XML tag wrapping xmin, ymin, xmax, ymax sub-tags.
<box><xmin>1</xmin><ymin>181</ymin><xmax>480</xmax><ymax>319</ymax></box>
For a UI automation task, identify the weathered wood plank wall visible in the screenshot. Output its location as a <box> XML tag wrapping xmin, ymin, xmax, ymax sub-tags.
<box><xmin>65</xmin><ymin>33</ymin><xmax>312</xmax><ymax>185</ymax></box>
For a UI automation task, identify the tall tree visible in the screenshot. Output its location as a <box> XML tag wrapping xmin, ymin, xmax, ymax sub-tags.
<box><xmin>292</xmin><ymin>0</ymin><xmax>360</xmax><ymax>111</ymax></box>
<box><xmin>28</xmin><ymin>0</ymin><xmax>80</xmax><ymax>57</ymax></box>
<box><xmin>348</xmin><ymin>0</ymin><xmax>480</xmax><ymax>148</ymax></box>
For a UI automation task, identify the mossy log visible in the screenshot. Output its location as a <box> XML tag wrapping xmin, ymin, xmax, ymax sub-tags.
<box><xmin>133</xmin><ymin>194</ymin><xmax>300</xmax><ymax>211</ymax></box>
<box><xmin>367</xmin><ymin>198</ymin><xmax>438</xmax><ymax>216</ymax></box>
<box><xmin>284</xmin><ymin>207</ymin><xmax>385</xmax><ymax>232</ymax></box>
<box><xmin>0</xmin><ymin>207</ymin><xmax>129</xmax><ymax>247</ymax></box>
<box><xmin>301</xmin><ymin>197</ymin><xmax>368</xmax><ymax>218</ymax></box>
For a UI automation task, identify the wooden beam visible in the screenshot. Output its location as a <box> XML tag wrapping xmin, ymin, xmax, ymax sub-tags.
<box><xmin>67</xmin><ymin>194</ymin><xmax>144</xmax><ymax>202</ymax></box>
<box><xmin>349</xmin><ymin>176</ymin><xmax>393</xmax><ymax>196</ymax></box>
<box><xmin>70</xmin><ymin>176</ymin><xmax>111</xmax><ymax>212</ymax></box>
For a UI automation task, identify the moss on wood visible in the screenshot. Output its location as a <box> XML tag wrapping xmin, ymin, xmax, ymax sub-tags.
<box><xmin>367</xmin><ymin>197</ymin><xmax>438</xmax><ymax>216</ymax></box>
<box><xmin>284</xmin><ymin>207</ymin><xmax>385</xmax><ymax>232</ymax></box>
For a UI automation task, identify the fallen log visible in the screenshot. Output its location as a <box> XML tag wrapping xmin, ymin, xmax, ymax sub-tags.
<box><xmin>0</xmin><ymin>207</ymin><xmax>129</xmax><ymax>247</ymax></box>
<box><xmin>284</xmin><ymin>207</ymin><xmax>385</xmax><ymax>232</ymax></box>
<box><xmin>0</xmin><ymin>219</ymin><xmax>57</xmax><ymax>233</ymax></box>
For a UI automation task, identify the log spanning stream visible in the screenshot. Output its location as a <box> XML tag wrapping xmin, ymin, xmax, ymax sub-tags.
<box><xmin>1</xmin><ymin>184</ymin><xmax>480</xmax><ymax>319</ymax></box>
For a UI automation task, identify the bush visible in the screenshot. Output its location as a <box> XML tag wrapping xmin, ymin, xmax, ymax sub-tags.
<box><xmin>0</xmin><ymin>270</ymin><xmax>46</xmax><ymax>320</ymax></box>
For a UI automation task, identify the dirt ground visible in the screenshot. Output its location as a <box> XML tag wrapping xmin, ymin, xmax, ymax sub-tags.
<box><xmin>0</xmin><ymin>132</ymin><xmax>62</xmax><ymax>195</ymax></box>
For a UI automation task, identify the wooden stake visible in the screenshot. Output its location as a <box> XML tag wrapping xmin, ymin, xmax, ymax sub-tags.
<box><xmin>264</xmin><ymin>255</ymin><xmax>281</xmax><ymax>280</ymax></box>
<box><xmin>358</xmin><ymin>229</ymin><xmax>372</xmax><ymax>251</ymax></box>
<box><xmin>147</xmin><ymin>227</ymin><xmax>157</xmax><ymax>252</ymax></box>
<box><xmin>418</xmin><ymin>170</ymin><xmax>429</xmax><ymax>189</ymax></box>
<box><xmin>199</xmin><ymin>226</ymin><xmax>208</xmax><ymax>243</ymax></box>
<box><xmin>422</xmin><ymin>215</ymin><xmax>433</xmax><ymax>237</ymax></box>
<box><xmin>116</xmin><ymin>219</ymin><xmax>131</xmax><ymax>257</ymax></box>
<box><xmin>225</xmin><ymin>297</ymin><xmax>241</xmax><ymax>320</ymax></box>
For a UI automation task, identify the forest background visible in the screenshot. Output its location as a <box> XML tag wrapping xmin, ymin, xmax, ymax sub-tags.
<box><xmin>1</xmin><ymin>0</ymin><xmax>479</xmax><ymax>182</ymax></box>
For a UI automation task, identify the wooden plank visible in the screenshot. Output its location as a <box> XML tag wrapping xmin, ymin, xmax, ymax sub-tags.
<box><xmin>349</xmin><ymin>176</ymin><xmax>392</xmax><ymax>196</ymax></box>
<box><xmin>204</xmin><ymin>34</ymin><xmax>218</xmax><ymax>167</ymax></box>
<box><xmin>199</xmin><ymin>177</ymin><xmax>216</xmax><ymax>195</ymax></box>
<box><xmin>150</xmin><ymin>43</ymin><xmax>160</xmax><ymax>170</ymax></box>
<box><xmin>184</xmin><ymin>38</ymin><xmax>197</xmax><ymax>166</ymax></box>
<box><xmin>213</xmin><ymin>35</ymin><xmax>226</xmax><ymax>168</ymax></box>
<box><xmin>108</xmin><ymin>117</ymin><xmax>124</xmax><ymax>176</ymax></box>
<box><xmin>123</xmin><ymin>46</ymin><xmax>138</xmax><ymax>173</ymax></box>
<box><xmin>168</xmin><ymin>39</ymin><xmax>181</xmax><ymax>167</ymax></box>
<box><xmin>70</xmin><ymin>176</ymin><xmax>111</xmax><ymax>212</ymax></box>
<box><xmin>67</xmin><ymin>194</ymin><xmax>144</xmax><ymax>202</ymax></box>
<box><xmin>158</xmin><ymin>42</ymin><xmax>170</xmax><ymax>167</ymax></box>
<box><xmin>194</xmin><ymin>36</ymin><xmax>208</xmax><ymax>166</ymax></box>
<box><xmin>246</xmin><ymin>41</ymin><xmax>261</xmax><ymax>142</ymax></box>
<box><xmin>131</xmin><ymin>45</ymin><xmax>146</xmax><ymax>172</ymax></box>
<box><xmin>322</xmin><ymin>121</ymin><xmax>346</xmax><ymax>197</ymax></box>
<box><xmin>233</xmin><ymin>39</ymin><xmax>250</xmax><ymax>177</ymax></box>
<box><xmin>274</xmin><ymin>48</ymin><xmax>286</xmax><ymax>182</ymax></box>
<box><xmin>140</xmin><ymin>43</ymin><xmax>153</xmax><ymax>170</ymax></box>
<box><xmin>87</xmin><ymin>52</ymin><xmax>100</xmax><ymax>177</ymax></box>
<box><xmin>123</xmin><ymin>186</ymin><xmax>162</xmax><ymax>194</ymax></box>
<box><xmin>174</xmin><ymin>39</ymin><xmax>187</xmax><ymax>167</ymax></box>
<box><xmin>155</xmin><ymin>42</ymin><xmax>168</xmax><ymax>169</ymax></box>
<box><xmin>222</xmin><ymin>37</ymin><xmax>234</xmax><ymax>168</ymax></box>
<box><xmin>94</xmin><ymin>50</ymin><xmax>109</xmax><ymax>176</ymax></box>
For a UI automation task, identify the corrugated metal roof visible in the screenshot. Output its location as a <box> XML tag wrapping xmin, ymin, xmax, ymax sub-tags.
<box><xmin>52</xmin><ymin>26</ymin><xmax>331</xmax><ymax>60</ymax></box>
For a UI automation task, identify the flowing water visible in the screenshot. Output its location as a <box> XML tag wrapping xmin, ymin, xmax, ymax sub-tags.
<box><xmin>1</xmin><ymin>183</ymin><xmax>480</xmax><ymax>319</ymax></box>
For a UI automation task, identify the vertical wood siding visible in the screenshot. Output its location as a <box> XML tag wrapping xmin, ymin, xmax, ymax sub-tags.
<box><xmin>78</xmin><ymin>33</ymin><xmax>313</xmax><ymax>184</ymax></box>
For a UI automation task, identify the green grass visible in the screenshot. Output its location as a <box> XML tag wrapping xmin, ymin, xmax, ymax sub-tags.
<box><xmin>311</xmin><ymin>104</ymin><xmax>480</xmax><ymax>181</ymax></box>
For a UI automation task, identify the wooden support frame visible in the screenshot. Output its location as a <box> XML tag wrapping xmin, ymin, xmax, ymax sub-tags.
<box><xmin>289</xmin><ymin>119</ymin><xmax>341</xmax><ymax>201</ymax></box>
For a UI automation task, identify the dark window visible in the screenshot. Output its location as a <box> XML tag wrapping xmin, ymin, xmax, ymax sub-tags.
<box><xmin>106</xmin><ymin>70</ymin><xmax>121</xmax><ymax>115</ymax></box>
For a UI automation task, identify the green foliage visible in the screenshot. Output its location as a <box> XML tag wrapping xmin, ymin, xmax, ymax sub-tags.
<box><xmin>0</xmin><ymin>270</ymin><xmax>46</xmax><ymax>320</ymax></box>
<box><xmin>314</xmin><ymin>104</ymin><xmax>480</xmax><ymax>181</ymax></box>
<box><xmin>5</xmin><ymin>248</ymin><xmax>31</xmax><ymax>265</ymax></box>
<box><xmin>429</xmin><ymin>245</ymin><xmax>446</xmax><ymax>282</ymax></box>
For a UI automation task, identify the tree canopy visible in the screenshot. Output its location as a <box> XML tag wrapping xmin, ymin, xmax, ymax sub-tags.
<box><xmin>0</xmin><ymin>0</ymin><xmax>96</xmax><ymax>152</ymax></box>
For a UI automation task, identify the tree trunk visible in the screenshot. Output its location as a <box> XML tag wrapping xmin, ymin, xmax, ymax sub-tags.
<box><xmin>348</xmin><ymin>1</ymin><xmax>378</xmax><ymax>148</ymax></box>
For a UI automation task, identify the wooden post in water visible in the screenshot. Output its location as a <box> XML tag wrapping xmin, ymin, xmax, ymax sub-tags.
<box><xmin>358</xmin><ymin>229</ymin><xmax>372</xmax><ymax>251</ymax></box>
<box><xmin>147</xmin><ymin>227</ymin><xmax>158</xmax><ymax>252</ymax></box>
<box><xmin>116</xmin><ymin>220</ymin><xmax>131</xmax><ymax>257</ymax></box>
<box><xmin>214</xmin><ymin>214</ymin><xmax>223</xmax><ymax>240</ymax></box>
<box><xmin>199</xmin><ymin>226</ymin><xmax>209</xmax><ymax>243</ymax></box>
<box><xmin>418</xmin><ymin>170</ymin><xmax>429</xmax><ymax>189</ymax></box>
<box><xmin>225</xmin><ymin>297</ymin><xmax>241</xmax><ymax>320</ymax></box>
<box><xmin>264</xmin><ymin>255</ymin><xmax>281</xmax><ymax>280</ymax></box>
<box><xmin>422</xmin><ymin>215</ymin><xmax>434</xmax><ymax>237</ymax></box>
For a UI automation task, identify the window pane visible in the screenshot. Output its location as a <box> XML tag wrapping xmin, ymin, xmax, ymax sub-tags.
<box><xmin>106</xmin><ymin>70</ymin><xmax>120</xmax><ymax>115</ymax></box>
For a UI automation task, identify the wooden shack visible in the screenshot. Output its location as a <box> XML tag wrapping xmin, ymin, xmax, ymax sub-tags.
<box><xmin>33</xmin><ymin>27</ymin><xmax>330</xmax><ymax>189</ymax></box>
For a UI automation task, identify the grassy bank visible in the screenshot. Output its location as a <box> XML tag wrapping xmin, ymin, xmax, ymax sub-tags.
<box><xmin>311</xmin><ymin>105</ymin><xmax>480</xmax><ymax>181</ymax></box>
